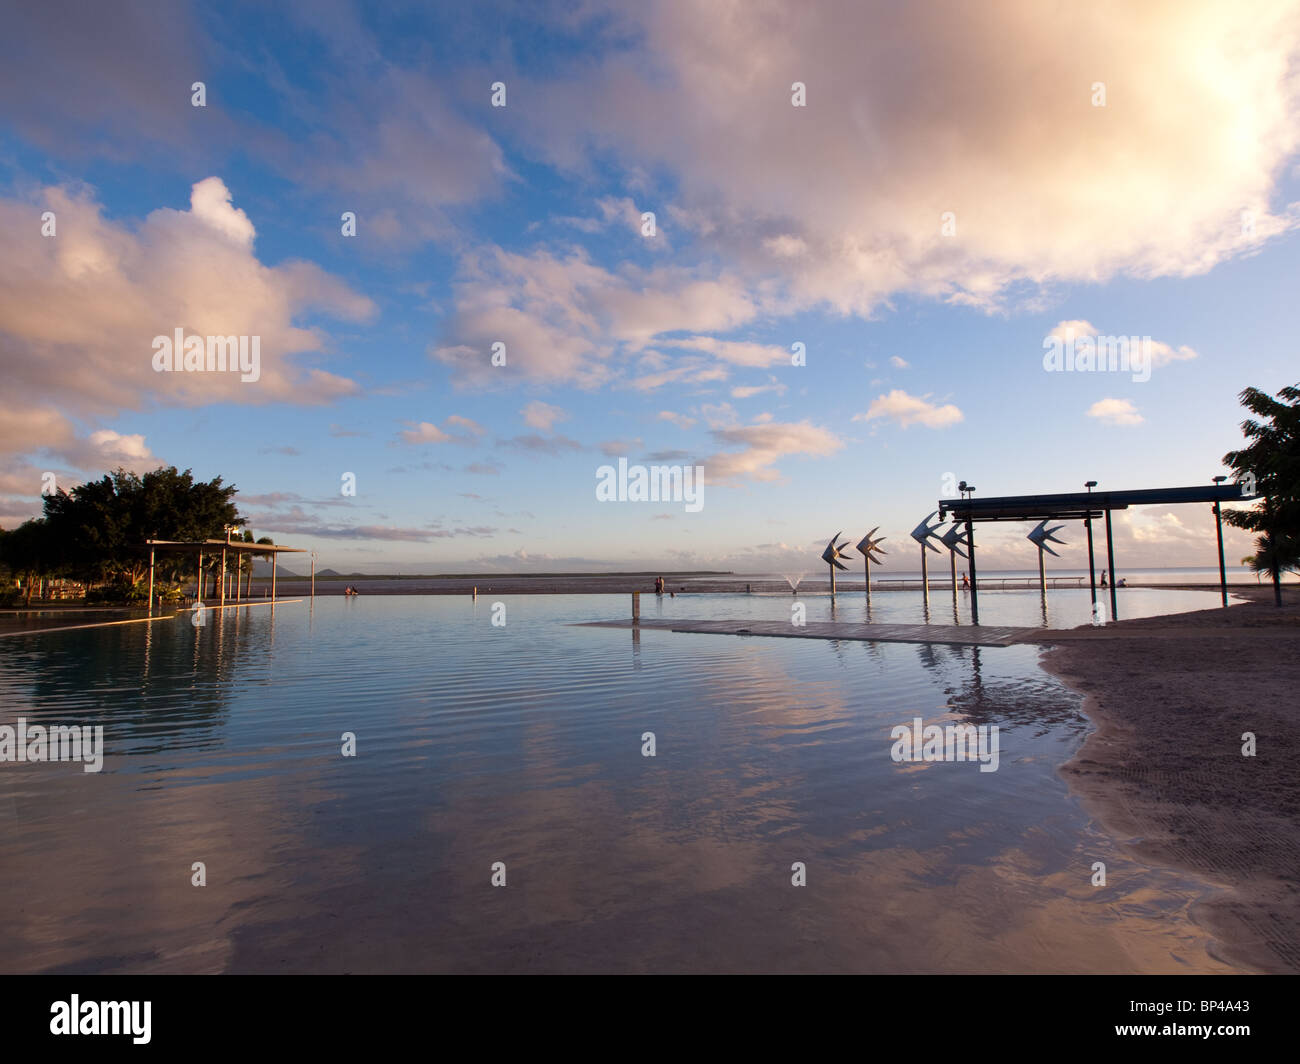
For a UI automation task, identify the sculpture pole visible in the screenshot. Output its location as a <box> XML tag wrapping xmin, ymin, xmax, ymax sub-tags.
<box><xmin>1027</xmin><ymin>520</ymin><xmax>1067</xmax><ymax>595</ymax></box>
<box><xmin>939</xmin><ymin>523</ymin><xmax>969</xmax><ymax>601</ymax></box>
<box><xmin>909</xmin><ymin>512</ymin><xmax>943</xmax><ymax>605</ymax></box>
<box><xmin>855</xmin><ymin>527</ymin><xmax>886</xmax><ymax>604</ymax></box>
<box><xmin>822</xmin><ymin>533</ymin><xmax>852</xmax><ymax>599</ymax></box>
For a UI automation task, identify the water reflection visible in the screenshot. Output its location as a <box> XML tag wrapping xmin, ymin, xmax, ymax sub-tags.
<box><xmin>0</xmin><ymin>594</ymin><xmax>1244</xmax><ymax>974</ymax></box>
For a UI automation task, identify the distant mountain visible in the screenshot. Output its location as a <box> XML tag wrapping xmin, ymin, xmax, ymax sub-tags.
<box><xmin>316</xmin><ymin>568</ymin><xmax>341</xmax><ymax>577</ymax></box>
<box><xmin>251</xmin><ymin>560</ymin><xmax>302</xmax><ymax>578</ymax></box>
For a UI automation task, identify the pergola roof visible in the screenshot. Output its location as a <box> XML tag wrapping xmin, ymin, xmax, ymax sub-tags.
<box><xmin>144</xmin><ymin>538</ymin><xmax>307</xmax><ymax>554</ymax></box>
<box><xmin>939</xmin><ymin>483</ymin><xmax>1258</xmax><ymax>523</ymax></box>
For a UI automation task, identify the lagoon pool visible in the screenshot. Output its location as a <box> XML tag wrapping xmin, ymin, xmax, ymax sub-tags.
<box><xmin>0</xmin><ymin>590</ymin><xmax>1240</xmax><ymax>972</ymax></box>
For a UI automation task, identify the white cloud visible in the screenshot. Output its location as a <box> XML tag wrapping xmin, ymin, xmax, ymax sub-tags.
<box><xmin>855</xmin><ymin>390</ymin><xmax>963</xmax><ymax>429</ymax></box>
<box><xmin>705</xmin><ymin>420</ymin><xmax>844</xmax><ymax>484</ymax></box>
<box><xmin>521</xmin><ymin>1</ymin><xmax>1300</xmax><ymax>314</ymax></box>
<box><xmin>1086</xmin><ymin>398</ymin><xmax>1144</xmax><ymax>425</ymax></box>
<box><xmin>189</xmin><ymin>177</ymin><xmax>255</xmax><ymax>247</ymax></box>
<box><xmin>0</xmin><ymin>179</ymin><xmax>374</xmax><ymax>464</ymax></box>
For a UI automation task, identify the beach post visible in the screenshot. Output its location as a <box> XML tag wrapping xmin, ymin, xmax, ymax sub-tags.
<box><xmin>1104</xmin><ymin>508</ymin><xmax>1118</xmax><ymax>619</ymax></box>
<box><xmin>1212</xmin><ymin>475</ymin><xmax>1228</xmax><ymax>606</ymax></box>
<box><xmin>632</xmin><ymin>591</ymin><xmax>640</xmax><ymax>621</ymax></box>
<box><xmin>1084</xmin><ymin>481</ymin><xmax>1098</xmax><ymax>607</ymax></box>
<box><xmin>965</xmin><ymin>516</ymin><xmax>979</xmax><ymax>624</ymax></box>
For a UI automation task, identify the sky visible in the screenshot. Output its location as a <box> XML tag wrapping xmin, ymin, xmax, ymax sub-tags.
<box><xmin>1</xmin><ymin>0</ymin><xmax>1298</xmax><ymax>574</ymax></box>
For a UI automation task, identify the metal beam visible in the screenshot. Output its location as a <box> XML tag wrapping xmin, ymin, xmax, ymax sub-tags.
<box><xmin>940</xmin><ymin>483</ymin><xmax>1256</xmax><ymax>522</ymax></box>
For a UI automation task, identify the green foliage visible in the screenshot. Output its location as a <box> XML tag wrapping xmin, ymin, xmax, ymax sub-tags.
<box><xmin>41</xmin><ymin>466</ymin><xmax>243</xmax><ymax>584</ymax></box>
<box><xmin>1223</xmin><ymin>384</ymin><xmax>1300</xmax><ymax>590</ymax></box>
<box><xmin>0</xmin><ymin>519</ymin><xmax>55</xmax><ymax>602</ymax></box>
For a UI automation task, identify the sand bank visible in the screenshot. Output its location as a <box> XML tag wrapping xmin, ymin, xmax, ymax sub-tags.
<box><xmin>1037</xmin><ymin>585</ymin><xmax>1300</xmax><ymax>972</ymax></box>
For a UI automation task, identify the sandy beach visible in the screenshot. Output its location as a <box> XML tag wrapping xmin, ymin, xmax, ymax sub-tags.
<box><xmin>1037</xmin><ymin>585</ymin><xmax>1300</xmax><ymax>972</ymax></box>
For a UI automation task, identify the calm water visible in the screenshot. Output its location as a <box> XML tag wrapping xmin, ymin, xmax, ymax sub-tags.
<box><xmin>0</xmin><ymin>590</ymin><xmax>1243</xmax><ymax>972</ymax></box>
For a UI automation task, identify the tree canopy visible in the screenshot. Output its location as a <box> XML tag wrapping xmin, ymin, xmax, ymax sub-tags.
<box><xmin>1222</xmin><ymin>383</ymin><xmax>1300</xmax><ymax>601</ymax></box>
<box><xmin>2</xmin><ymin>466</ymin><xmax>243</xmax><ymax>588</ymax></box>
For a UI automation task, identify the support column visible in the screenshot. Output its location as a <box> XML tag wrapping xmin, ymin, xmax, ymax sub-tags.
<box><xmin>197</xmin><ymin>550</ymin><xmax>203</xmax><ymax>602</ymax></box>
<box><xmin>1085</xmin><ymin>516</ymin><xmax>1097</xmax><ymax>607</ymax></box>
<box><xmin>965</xmin><ymin>517</ymin><xmax>979</xmax><ymax>625</ymax></box>
<box><xmin>1213</xmin><ymin>500</ymin><xmax>1227</xmax><ymax>607</ymax></box>
<box><xmin>220</xmin><ymin>546</ymin><xmax>227</xmax><ymax>608</ymax></box>
<box><xmin>271</xmin><ymin>553</ymin><xmax>277</xmax><ymax>603</ymax></box>
<box><xmin>147</xmin><ymin>547</ymin><xmax>155</xmax><ymax>615</ymax></box>
<box><xmin>1104</xmin><ymin>509</ymin><xmax>1117</xmax><ymax>620</ymax></box>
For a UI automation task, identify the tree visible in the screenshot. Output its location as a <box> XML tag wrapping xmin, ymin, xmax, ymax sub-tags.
<box><xmin>248</xmin><ymin>536</ymin><xmax>275</xmax><ymax>597</ymax></box>
<box><xmin>1222</xmin><ymin>384</ymin><xmax>1300</xmax><ymax>606</ymax></box>
<box><xmin>0</xmin><ymin>520</ymin><xmax>57</xmax><ymax>604</ymax></box>
<box><xmin>42</xmin><ymin>467</ymin><xmax>242</xmax><ymax>588</ymax></box>
<box><xmin>1240</xmin><ymin>555</ymin><xmax>1262</xmax><ymax>584</ymax></box>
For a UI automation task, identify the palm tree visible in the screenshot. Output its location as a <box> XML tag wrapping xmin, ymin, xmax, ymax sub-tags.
<box><xmin>1222</xmin><ymin>383</ymin><xmax>1300</xmax><ymax>606</ymax></box>
<box><xmin>1240</xmin><ymin>555</ymin><xmax>1262</xmax><ymax>584</ymax></box>
<box><xmin>246</xmin><ymin>536</ymin><xmax>275</xmax><ymax>597</ymax></box>
<box><xmin>235</xmin><ymin>529</ymin><xmax>255</xmax><ymax>599</ymax></box>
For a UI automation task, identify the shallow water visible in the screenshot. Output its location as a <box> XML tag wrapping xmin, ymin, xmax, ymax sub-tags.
<box><xmin>0</xmin><ymin>591</ymin><xmax>1243</xmax><ymax>972</ymax></box>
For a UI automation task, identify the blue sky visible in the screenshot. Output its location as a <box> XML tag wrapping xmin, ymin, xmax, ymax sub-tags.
<box><xmin>2</xmin><ymin>1</ymin><xmax>1298</xmax><ymax>572</ymax></box>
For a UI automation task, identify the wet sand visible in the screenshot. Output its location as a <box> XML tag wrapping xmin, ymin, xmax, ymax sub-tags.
<box><xmin>1036</xmin><ymin>585</ymin><xmax>1300</xmax><ymax>972</ymax></box>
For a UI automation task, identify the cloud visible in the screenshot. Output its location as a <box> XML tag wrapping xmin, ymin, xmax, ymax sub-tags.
<box><xmin>501</xmin><ymin>433</ymin><xmax>584</xmax><ymax>454</ymax></box>
<box><xmin>446</xmin><ymin>415</ymin><xmax>486</xmax><ymax>435</ymax></box>
<box><xmin>665</xmin><ymin>336</ymin><xmax>789</xmax><ymax>368</ymax></box>
<box><xmin>1045</xmin><ymin>320</ymin><xmax>1198</xmax><ymax>367</ymax></box>
<box><xmin>521</xmin><ymin>400</ymin><xmax>569</xmax><ymax>432</ymax></box>
<box><xmin>431</xmin><ymin>246</ymin><xmax>761</xmax><ymax>386</ymax></box>
<box><xmin>1086</xmin><ymin>398</ymin><xmax>1144</xmax><ymax>425</ymax></box>
<box><xmin>600</xmin><ymin>438</ymin><xmax>643</xmax><ymax>457</ymax></box>
<box><xmin>519</xmin><ymin>0</ymin><xmax>1300</xmax><ymax>314</ymax></box>
<box><xmin>397</xmin><ymin>415</ymin><xmax>483</xmax><ymax>445</ymax></box>
<box><xmin>704</xmin><ymin>419</ymin><xmax>844</xmax><ymax>483</ymax></box>
<box><xmin>0</xmin><ymin>179</ymin><xmax>374</xmax><ymax>463</ymax></box>
<box><xmin>731</xmin><ymin>376</ymin><xmax>788</xmax><ymax>399</ymax></box>
<box><xmin>398</xmin><ymin>421</ymin><xmax>452</xmax><ymax>444</ymax></box>
<box><xmin>889</xmin><ymin>356</ymin><xmax>909</xmax><ymax>369</ymax></box>
<box><xmin>855</xmin><ymin>390</ymin><xmax>963</xmax><ymax>428</ymax></box>
<box><xmin>189</xmin><ymin>177</ymin><xmax>255</xmax><ymax>246</ymax></box>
